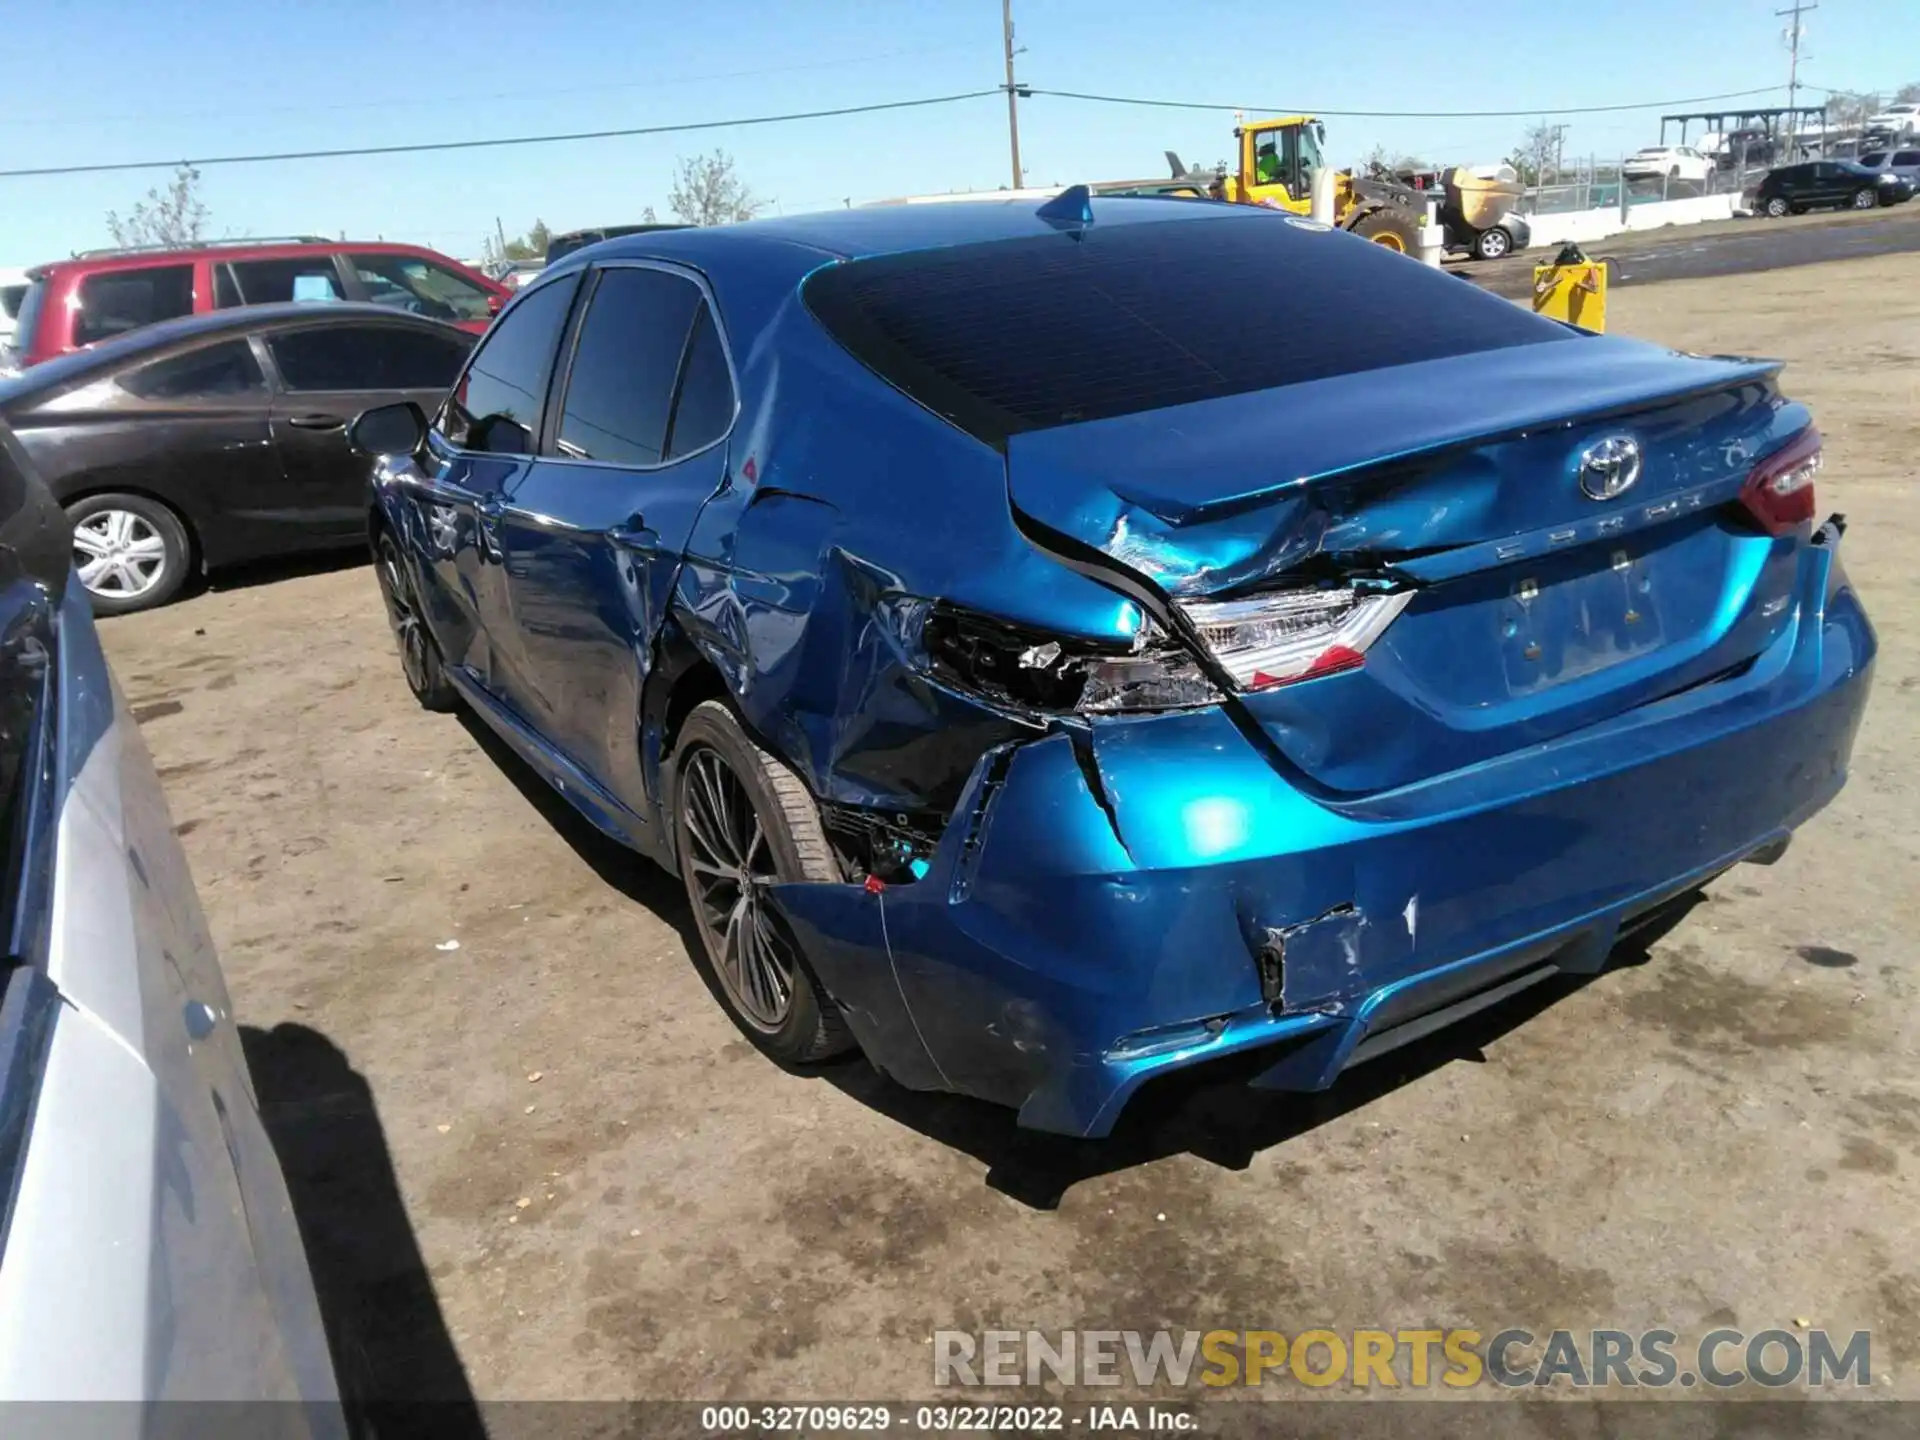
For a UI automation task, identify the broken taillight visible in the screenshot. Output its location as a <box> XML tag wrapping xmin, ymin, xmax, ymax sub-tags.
<box><xmin>1738</xmin><ymin>427</ymin><xmax>1822</xmax><ymax>537</ymax></box>
<box><xmin>1177</xmin><ymin>588</ymin><xmax>1413</xmax><ymax>691</ymax></box>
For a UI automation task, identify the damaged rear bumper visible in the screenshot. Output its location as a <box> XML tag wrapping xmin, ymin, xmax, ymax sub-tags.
<box><xmin>771</xmin><ymin>526</ymin><xmax>1875</xmax><ymax>1138</ymax></box>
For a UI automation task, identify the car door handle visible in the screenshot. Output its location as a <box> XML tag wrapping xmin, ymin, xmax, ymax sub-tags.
<box><xmin>287</xmin><ymin>413</ymin><xmax>346</xmax><ymax>430</ymax></box>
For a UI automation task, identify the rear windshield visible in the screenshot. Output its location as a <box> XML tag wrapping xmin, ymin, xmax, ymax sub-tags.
<box><xmin>803</xmin><ymin>213</ymin><xmax>1571</xmax><ymax>446</ymax></box>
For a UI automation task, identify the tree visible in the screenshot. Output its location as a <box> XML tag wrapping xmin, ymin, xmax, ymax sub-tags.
<box><xmin>668</xmin><ymin>149</ymin><xmax>761</xmax><ymax>226</ymax></box>
<box><xmin>1362</xmin><ymin>144</ymin><xmax>1432</xmax><ymax>177</ymax></box>
<box><xmin>106</xmin><ymin>164</ymin><xmax>208</xmax><ymax>249</ymax></box>
<box><xmin>482</xmin><ymin>218</ymin><xmax>554</xmax><ymax>267</ymax></box>
<box><xmin>1895</xmin><ymin>81</ymin><xmax>1920</xmax><ymax>106</ymax></box>
<box><xmin>1824</xmin><ymin>90</ymin><xmax>1883</xmax><ymax>129</ymax></box>
<box><xmin>1505</xmin><ymin>121</ymin><xmax>1561</xmax><ymax>187</ymax></box>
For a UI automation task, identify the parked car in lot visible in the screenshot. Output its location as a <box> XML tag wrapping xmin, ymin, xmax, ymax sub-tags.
<box><xmin>0</xmin><ymin>303</ymin><xmax>472</xmax><ymax>613</ymax></box>
<box><xmin>1865</xmin><ymin>102</ymin><xmax>1919</xmax><ymax>138</ymax></box>
<box><xmin>0</xmin><ymin>431</ymin><xmax>344</xmax><ymax>1417</ymax></box>
<box><xmin>1</xmin><ymin>236</ymin><xmax>506</xmax><ymax>371</ymax></box>
<box><xmin>354</xmin><ymin>198</ymin><xmax>1874</xmax><ymax>1138</ymax></box>
<box><xmin>1622</xmin><ymin>146</ymin><xmax>1713</xmax><ymax>182</ymax></box>
<box><xmin>1752</xmin><ymin>161</ymin><xmax>1912</xmax><ymax>216</ymax></box>
<box><xmin>1446</xmin><ymin>209</ymin><xmax>1530</xmax><ymax>261</ymax></box>
<box><xmin>1857</xmin><ymin>146</ymin><xmax>1920</xmax><ymax>185</ymax></box>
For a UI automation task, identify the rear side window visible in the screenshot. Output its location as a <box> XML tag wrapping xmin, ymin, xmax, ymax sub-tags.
<box><xmin>439</xmin><ymin>274</ymin><xmax>577</xmax><ymax>454</ymax></box>
<box><xmin>1897</xmin><ymin>151</ymin><xmax>1920</xmax><ymax>167</ymax></box>
<box><xmin>665</xmin><ymin>302</ymin><xmax>735</xmax><ymax>460</ymax></box>
<box><xmin>221</xmin><ymin>259</ymin><xmax>344</xmax><ymax>307</ymax></box>
<box><xmin>803</xmin><ymin>213</ymin><xmax>1571</xmax><ymax>446</ymax></box>
<box><xmin>121</xmin><ymin>340</ymin><xmax>264</xmax><ymax>400</ymax></box>
<box><xmin>1860</xmin><ymin>152</ymin><xmax>1889</xmax><ymax>168</ymax></box>
<box><xmin>269</xmin><ymin>325</ymin><xmax>470</xmax><ymax>391</ymax></box>
<box><xmin>72</xmin><ymin>266</ymin><xmax>194</xmax><ymax>347</ymax></box>
<box><xmin>555</xmin><ymin>267</ymin><xmax>701</xmax><ymax>467</ymax></box>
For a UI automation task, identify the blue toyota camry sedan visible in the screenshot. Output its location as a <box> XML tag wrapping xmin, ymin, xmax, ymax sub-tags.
<box><xmin>352</xmin><ymin>194</ymin><xmax>1874</xmax><ymax>1138</ymax></box>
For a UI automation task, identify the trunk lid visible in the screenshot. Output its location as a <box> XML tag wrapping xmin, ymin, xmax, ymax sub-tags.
<box><xmin>1005</xmin><ymin>338</ymin><xmax>1811</xmax><ymax>793</ymax></box>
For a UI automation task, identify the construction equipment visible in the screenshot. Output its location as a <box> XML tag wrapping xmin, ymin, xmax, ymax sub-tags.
<box><xmin>1168</xmin><ymin>116</ymin><xmax>1457</xmax><ymax>256</ymax></box>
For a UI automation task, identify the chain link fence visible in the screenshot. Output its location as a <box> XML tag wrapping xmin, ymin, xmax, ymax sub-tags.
<box><xmin>1519</xmin><ymin>135</ymin><xmax>1874</xmax><ymax>217</ymax></box>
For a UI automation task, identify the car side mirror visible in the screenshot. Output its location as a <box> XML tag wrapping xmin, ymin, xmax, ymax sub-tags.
<box><xmin>349</xmin><ymin>402</ymin><xmax>427</xmax><ymax>459</ymax></box>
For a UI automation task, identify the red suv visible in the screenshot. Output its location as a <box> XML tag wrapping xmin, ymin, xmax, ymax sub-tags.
<box><xmin>2</xmin><ymin>236</ymin><xmax>508</xmax><ymax>369</ymax></box>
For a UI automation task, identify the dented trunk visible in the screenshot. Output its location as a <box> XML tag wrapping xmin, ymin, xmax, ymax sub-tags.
<box><xmin>1006</xmin><ymin>339</ymin><xmax>1813</xmax><ymax>791</ymax></box>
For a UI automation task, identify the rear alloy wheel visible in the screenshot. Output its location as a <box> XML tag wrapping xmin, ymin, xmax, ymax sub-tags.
<box><xmin>67</xmin><ymin>493</ymin><xmax>190</xmax><ymax>615</ymax></box>
<box><xmin>1852</xmin><ymin>187</ymin><xmax>1880</xmax><ymax>210</ymax></box>
<box><xmin>672</xmin><ymin>700</ymin><xmax>853</xmax><ymax>1064</ymax></box>
<box><xmin>1348</xmin><ymin>205</ymin><xmax>1423</xmax><ymax>255</ymax></box>
<box><xmin>1473</xmin><ymin>226</ymin><xmax>1511</xmax><ymax>261</ymax></box>
<box><xmin>1764</xmin><ymin>196</ymin><xmax>1791</xmax><ymax>217</ymax></box>
<box><xmin>373</xmin><ymin>533</ymin><xmax>456</xmax><ymax>711</ymax></box>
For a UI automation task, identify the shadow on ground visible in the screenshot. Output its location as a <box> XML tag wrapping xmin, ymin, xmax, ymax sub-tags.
<box><xmin>241</xmin><ymin>1022</ymin><xmax>484</xmax><ymax>1436</ymax></box>
<box><xmin>453</xmin><ymin>700</ymin><xmax>1710</xmax><ymax>1212</ymax></box>
<box><xmin>203</xmin><ymin>545</ymin><xmax>367</xmax><ymax>599</ymax></box>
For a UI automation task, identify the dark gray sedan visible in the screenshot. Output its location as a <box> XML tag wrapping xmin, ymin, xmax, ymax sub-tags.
<box><xmin>0</xmin><ymin>303</ymin><xmax>472</xmax><ymax>614</ymax></box>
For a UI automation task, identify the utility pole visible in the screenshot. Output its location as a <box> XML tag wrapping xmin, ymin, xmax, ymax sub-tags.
<box><xmin>1776</xmin><ymin>1</ymin><xmax>1816</xmax><ymax>153</ymax></box>
<box><xmin>1002</xmin><ymin>0</ymin><xmax>1023</xmax><ymax>189</ymax></box>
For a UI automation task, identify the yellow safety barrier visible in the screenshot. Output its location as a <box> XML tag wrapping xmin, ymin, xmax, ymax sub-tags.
<box><xmin>1532</xmin><ymin>245</ymin><xmax>1608</xmax><ymax>333</ymax></box>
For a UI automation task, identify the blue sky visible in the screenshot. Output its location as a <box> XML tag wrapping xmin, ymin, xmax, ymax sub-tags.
<box><xmin>2</xmin><ymin>0</ymin><xmax>1913</xmax><ymax>265</ymax></box>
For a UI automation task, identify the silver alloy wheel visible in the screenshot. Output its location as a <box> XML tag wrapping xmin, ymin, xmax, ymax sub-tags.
<box><xmin>1766</xmin><ymin>196</ymin><xmax>1790</xmax><ymax>217</ymax></box>
<box><xmin>680</xmin><ymin>746</ymin><xmax>794</xmax><ymax>1031</ymax></box>
<box><xmin>1853</xmin><ymin>188</ymin><xmax>1878</xmax><ymax>209</ymax></box>
<box><xmin>71</xmin><ymin>509</ymin><xmax>168</xmax><ymax>599</ymax></box>
<box><xmin>1477</xmin><ymin>227</ymin><xmax>1510</xmax><ymax>259</ymax></box>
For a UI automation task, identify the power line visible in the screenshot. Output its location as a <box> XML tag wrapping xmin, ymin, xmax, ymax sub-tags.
<box><xmin>1023</xmin><ymin>83</ymin><xmax>1802</xmax><ymax>119</ymax></box>
<box><xmin>0</xmin><ymin>42</ymin><xmax>985</xmax><ymax>131</ymax></box>
<box><xmin>0</xmin><ymin>90</ymin><xmax>1002</xmax><ymax>180</ymax></box>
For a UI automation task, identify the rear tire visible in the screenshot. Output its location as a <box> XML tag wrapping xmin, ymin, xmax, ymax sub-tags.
<box><xmin>1472</xmin><ymin>226</ymin><xmax>1511</xmax><ymax>261</ymax></box>
<box><xmin>670</xmin><ymin>700</ymin><xmax>854</xmax><ymax>1065</ymax></box>
<box><xmin>373</xmin><ymin>532</ymin><xmax>457</xmax><ymax>712</ymax></box>
<box><xmin>66</xmin><ymin>492</ymin><xmax>191</xmax><ymax>616</ymax></box>
<box><xmin>1347</xmin><ymin>205</ymin><xmax>1423</xmax><ymax>255</ymax></box>
<box><xmin>1764</xmin><ymin>196</ymin><xmax>1791</xmax><ymax>217</ymax></box>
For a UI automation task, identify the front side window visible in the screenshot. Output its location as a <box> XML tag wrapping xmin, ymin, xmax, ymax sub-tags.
<box><xmin>222</xmin><ymin>259</ymin><xmax>344</xmax><ymax>307</ymax></box>
<box><xmin>73</xmin><ymin>266</ymin><xmax>194</xmax><ymax>347</ymax></box>
<box><xmin>1895</xmin><ymin>151</ymin><xmax>1920</xmax><ymax>167</ymax></box>
<box><xmin>120</xmin><ymin>339</ymin><xmax>264</xmax><ymax>400</ymax></box>
<box><xmin>351</xmin><ymin>254</ymin><xmax>492</xmax><ymax>323</ymax></box>
<box><xmin>555</xmin><ymin>267</ymin><xmax>702</xmax><ymax>467</ymax></box>
<box><xmin>269</xmin><ymin>325</ymin><xmax>471</xmax><ymax>391</ymax></box>
<box><xmin>438</xmin><ymin>275</ymin><xmax>577</xmax><ymax>454</ymax></box>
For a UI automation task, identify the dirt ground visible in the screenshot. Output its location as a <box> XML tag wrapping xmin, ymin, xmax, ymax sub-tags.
<box><xmin>101</xmin><ymin>253</ymin><xmax>1919</xmax><ymax>1405</ymax></box>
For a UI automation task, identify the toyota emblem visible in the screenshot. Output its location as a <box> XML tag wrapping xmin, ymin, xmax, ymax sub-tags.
<box><xmin>1578</xmin><ymin>435</ymin><xmax>1643</xmax><ymax>501</ymax></box>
